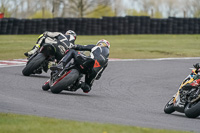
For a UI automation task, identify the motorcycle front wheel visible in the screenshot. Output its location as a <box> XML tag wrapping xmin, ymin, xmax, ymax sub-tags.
<box><xmin>42</xmin><ymin>81</ymin><xmax>50</xmax><ymax>91</ymax></box>
<box><xmin>164</xmin><ymin>97</ymin><xmax>175</xmax><ymax>114</ymax></box>
<box><xmin>22</xmin><ymin>53</ymin><xmax>46</xmax><ymax>76</ymax></box>
<box><xmin>184</xmin><ymin>101</ymin><xmax>200</xmax><ymax>118</ymax></box>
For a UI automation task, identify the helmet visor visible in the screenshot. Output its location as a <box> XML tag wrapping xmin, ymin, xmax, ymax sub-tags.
<box><xmin>97</xmin><ymin>42</ymin><xmax>108</xmax><ymax>47</ymax></box>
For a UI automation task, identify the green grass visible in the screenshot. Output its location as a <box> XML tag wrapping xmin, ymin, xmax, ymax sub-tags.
<box><xmin>0</xmin><ymin>113</ymin><xmax>191</xmax><ymax>133</ymax></box>
<box><xmin>0</xmin><ymin>35</ymin><xmax>200</xmax><ymax>60</ymax></box>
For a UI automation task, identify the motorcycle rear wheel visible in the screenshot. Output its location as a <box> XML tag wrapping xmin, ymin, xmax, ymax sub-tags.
<box><xmin>184</xmin><ymin>101</ymin><xmax>200</xmax><ymax>118</ymax></box>
<box><xmin>164</xmin><ymin>98</ymin><xmax>175</xmax><ymax>114</ymax></box>
<box><xmin>50</xmin><ymin>69</ymin><xmax>79</xmax><ymax>94</ymax></box>
<box><xmin>22</xmin><ymin>53</ymin><xmax>46</xmax><ymax>76</ymax></box>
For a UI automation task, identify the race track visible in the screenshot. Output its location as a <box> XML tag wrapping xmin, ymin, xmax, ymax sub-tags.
<box><xmin>0</xmin><ymin>58</ymin><xmax>200</xmax><ymax>132</ymax></box>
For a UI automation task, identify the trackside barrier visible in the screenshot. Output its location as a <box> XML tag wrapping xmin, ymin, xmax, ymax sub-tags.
<box><xmin>0</xmin><ymin>16</ymin><xmax>200</xmax><ymax>35</ymax></box>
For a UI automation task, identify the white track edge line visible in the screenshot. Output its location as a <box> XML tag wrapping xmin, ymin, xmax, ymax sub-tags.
<box><xmin>109</xmin><ymin>57</ymin><xmax>200</xmax><ymax>61</ymax></box>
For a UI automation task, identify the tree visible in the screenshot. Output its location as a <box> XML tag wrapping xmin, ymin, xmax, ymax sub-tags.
<box><xmin>57</xmin><ymin>0</ymin><xmax>113</xmax><ymax>18</ymax></box>
<box><xmin>126</xmin><ymin>0</ymin><xmax>162</xmax><ymax>18</ymax></box>
<box><xmin>0</xmin><ymin>0</ymin><xmax>12</xmax><ymax>17</ymax></box>
<box><xmin>153</xmin><ymin>10</ymin><xmax>163</xmax><ymax>18</ymax></box>
<box><xmin>1</xmin><ymin>0</ymin><xmax>200</xmax><ymax>18</ymax></box>
<box><xmin>52</xmin><ymin>0</ymin><xmax>63</xmax><ymax>17</ymax></box>
<box><xmin>65</xmin><ymin>0</ymin><xmax>96</xmax><ymax>18</ymax></box>
<box><xmin>161</xmin><ymin>0</ymin><xmax>180</xmax><ymax>17</ymax></box>
<box><xmin>190</xmin><ymin>0</ymin><xmax>200</xmax><ymax>17</ymax></box>
<box><xmin>126</xmin><ymin>9</ymin><xmax>148</xmax><ymax>16</ymax></box>
<box><xmin>140</xmin><ymin>0</ymin><xmax>155</xmax><ymax>14</ymax></box>
<box><xmin>29</xmin><ymin>10</ymin><xmax>53</xmax><ymax>19</ymax></box>
<box><xmin>86</xmin><ymin>5</ymin><xmax>115</xmax><ymax>18</ymax></box>
<box><xmin>173</xmin><ymin>0</ymin><xmax>200</xmax><ymax>18</ymax></box>
<box><xmin>0</xmin><ymin>0</ymin><xmax>55</xmax><ymax>18</ymax></box>
<box><xmin>111</xmin><ymin>0</ymin><xmax>125</xmax><ymax>16</ymax></box>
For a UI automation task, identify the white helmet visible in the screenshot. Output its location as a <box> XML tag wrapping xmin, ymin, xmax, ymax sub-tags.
<box><xmin>96</xmin><ymin>39</ymin><xmax>110</xmax><ymax>49</ymax></box>
<box><xmin>65</xmin><ymin>30</ymin><xmax>77</xmax><ymax>40</ymax></box>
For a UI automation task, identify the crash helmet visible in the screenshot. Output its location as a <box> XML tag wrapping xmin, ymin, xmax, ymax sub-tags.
<box><xmin>96</xmin><ymin>39</ymin><xmax>110</xmax><ymax>49</ymax></box>
<box><xmin>65</xmin><ymin>30</ymin><xmax>77</xmax><ymax>40</ymax></box>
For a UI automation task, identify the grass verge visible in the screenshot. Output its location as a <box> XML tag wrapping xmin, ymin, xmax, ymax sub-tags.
<box><xmin>0</xmin><ymin>113</ymin><xmax>191</xmax><ymax>133</ymax></box>
<box><xmin>0</xmin><ymin>35</ymin><xmax>200</xmax><ymax>60</ymax></box>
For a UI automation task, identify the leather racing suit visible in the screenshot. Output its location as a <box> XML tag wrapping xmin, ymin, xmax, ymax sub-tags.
<box><xmin>56</xmin><ymin>44</ymin><xmax>109</xmax><ymax>93</ymax></box>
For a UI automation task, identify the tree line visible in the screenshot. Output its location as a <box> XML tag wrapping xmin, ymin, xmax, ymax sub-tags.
<box><xmin>0</xmin><ymin>0</ymin><xmax>200</xmax><ymax>19</ymax></box>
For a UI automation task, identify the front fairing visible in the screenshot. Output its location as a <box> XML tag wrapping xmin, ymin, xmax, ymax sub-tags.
<box><xmin>173</xmin><ymin>70</ymin><xmax>197</xmax><ymax>108</ymax></box>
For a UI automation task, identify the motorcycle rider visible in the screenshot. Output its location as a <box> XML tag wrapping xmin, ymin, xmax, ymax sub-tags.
<box><xmin>24</xmin><ymin>30</ymin><xmax>77</xmax><ymax>57</ymax></box>
<box><xmin>51</xmin><ymin>39</ymin><xmax>110</xmax><ymax>93</ymax></box>
<box><xmin>179</xmin><ymin>63</ymin><xmax>200</xmax><ymax>91</ymax></box>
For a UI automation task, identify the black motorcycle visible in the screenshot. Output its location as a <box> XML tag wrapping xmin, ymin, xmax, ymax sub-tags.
<box><xmin>22</xmin><ymin>43</ymin><xmax>66</xmax><ymax>76</ymax></box>
<box><xmin>42</xmin><ymin>52</ymin><xmax>95</xmax><ymax>94</ymax></box>
<box><xmin>164</xmin><ymin>67</ymin><xmax>200</xmax><ymax>118</ymax></box>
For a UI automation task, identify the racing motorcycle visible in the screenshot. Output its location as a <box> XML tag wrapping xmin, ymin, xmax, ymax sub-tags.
<box><xmin>22</xmin><ymin>43</ymin><xmax>67</xmax><ymax>76</ymax></box>
<box><xmin>164</xmin><ymin>66</ymin><xmax>200</xmax><ymax>118</ymax></box>
<box><xmin>42</xmin><ymin>51</ymin><xmax>95</xmax><ymax>94</ymax></box>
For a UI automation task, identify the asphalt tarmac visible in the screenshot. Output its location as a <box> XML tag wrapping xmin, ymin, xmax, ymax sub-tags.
<box><xmin>0</xmin><ymin>59</ymin><xmax>200</xmax><ymax>132</ymax></box>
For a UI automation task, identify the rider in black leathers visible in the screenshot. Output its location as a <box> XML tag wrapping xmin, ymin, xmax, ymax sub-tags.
<box><xmin>51</xmin><ymin>39</ymin><xmax>110</xmax><ymax>93</ymax></box>
<box><xmin>24</xmin><ymin>30</ymin><xmax>77</xmax><ymax>57</ymax></box>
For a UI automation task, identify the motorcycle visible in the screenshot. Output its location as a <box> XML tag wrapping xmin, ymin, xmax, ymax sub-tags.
<box><xmin>164</xmin><ymin>66</ymin><xmax>200</xmax><ymax>118</ymax></box>
<box><xmin>22</xmin><ymin>43</ymin><xmax>67</xmax><ymax>76</ymax></box>
<box><xmin>42</xmin><ymin>51</ymin><xmax>95</xmax><ymax>94</ymax></box>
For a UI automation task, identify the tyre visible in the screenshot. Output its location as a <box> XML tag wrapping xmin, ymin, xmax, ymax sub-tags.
<box><xmin>42</xmin><ymin>81</ymin><xmax>50</xmax><ymax>91</ymax></box>
<box><xmin>184</xmin><ymin>101</ymin><xmax>200</xmax><ymax>118</ymax></box>
<box><xmin>164</xmin><ymin>98</ymin><xmax>175</xmax><ymax>114</ymax></box>
<box><xmin>50</xmin><ymin>69</ymin><xmax>79</xmax><ymax>94</ymax></box>
<box><xmin>22</xmin><ymin>53</ymin><xmax>46</xmax><ymax>76</ymax></box>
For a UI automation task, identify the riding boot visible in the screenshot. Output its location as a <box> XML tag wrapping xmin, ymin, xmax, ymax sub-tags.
<box><xmin>50</xmin><ymin>62</ymin><xmax>64</xmax><ymax>71</ymax></box>
<box><xmin>80</xmin><ymin>82</ymin><xmax>91</xmax><ymax>93</ymax></box>
<box><xmin>24</xmin><ymin>45</ymin><xmax>39</xmax><ymax>57</ymax></box>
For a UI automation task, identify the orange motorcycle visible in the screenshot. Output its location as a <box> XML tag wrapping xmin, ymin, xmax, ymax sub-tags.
<box><xmin>164</xmin><ymin>66</ymin><xmax>200</xmax><ymax>118</ymax></box>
